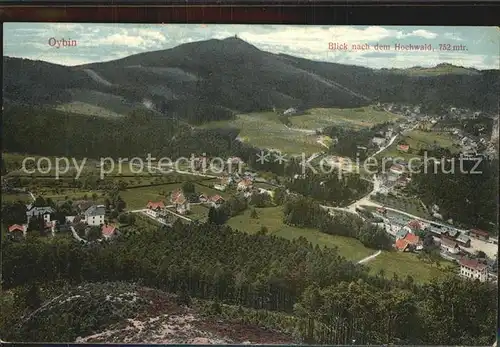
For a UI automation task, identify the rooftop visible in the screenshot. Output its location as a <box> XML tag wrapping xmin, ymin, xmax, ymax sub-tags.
<box><xmin>8</xmin><ymin>224</ymin><xmax>26</xmax><ymax>232</ymax></box>
<box><xmin>440</xmin><ymin>237</ymin><xmax>458</xmax><ymax>247</ymax></box>
<box><xmin>470</xmin><ymin>229</ymin><xmax>489</xmax><ymax>237</ymax></box>
<box><xmin>84</xmin><ymin>205</ymin><xmax>106</xmax><ymax>217</ymax></box>
<box><xmin>102</xmin><ymin>224</ymin><xmax>118</xmax><ymax>236</ymax></box>
<box><xmin>395</xmin><ymin>239</ymin><xmax>409</xmax><ymax>251</ymax></box>
<box><xmin>456</xmin><ymin>233</ymin><xmax>471</xmax><ymax>243</ymax></box>
<box><xmin>26</xmin><ymin>206</ymin><xmax>54</xmax><ymax>215</ymax></box>
<box><xmin>147</xmin><ymin>201</ymin><xmax>165</xmax><ymax>210</ymax></box>
<box><xmin>459</xmin><ymin>257</ymin><xmax>487</xmax><ymax>271</ymax></box>
<box><xmin>404</xmin><ymin>233</ymin><xmax>420</xmax><ymax>245</ymax></box>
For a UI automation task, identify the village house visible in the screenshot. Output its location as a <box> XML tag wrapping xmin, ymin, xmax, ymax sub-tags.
<box><xmin>389</xmin><ymin>164</ymin><xmax>405</xmax><ymax>176</ymax></box>
<box><xmin>469</xmin><ymin>229</ymin><xmax>489</xmax><ymax>241</ymax></box>
<box><xmin>395</xmin><ymin>177</ymin><xmax>410</xmax><ymax>188</ymax></box>
<box><xmin>459</xmin><ymin>257</ymin><xmax>488</xmax><ymax>282</ymax></box>
<box><xmin>237</xmin><ymin>178</ymin><xmax>253</xmax><ymax>191</ymax></box>
<box><xmin>26</xmin><ymin>206</ymin><xmax>54</xmax><ymax>223</ymax></box>
<box><xmin>404</xmin><ymin>232</ymin><xmax>423</xmax><ymax>251</ymax></box>
<box><xmin>397</xmin><ymin>144</ymin><xmax>410</xmax><ymax>153</ymax></box>
<box><xmin>446</xmin><ymin>229</ymin><xmax>459</xmax><ymax>239</ymax></box>
<box><xmin>440</xmin><ymin>237</ymin><xmax>460</xmax><ymax>254</ymax></box>
<box><xmin>456</xmin><ymin>233</ymin><xmax>471</xmax><ymax>248</ymax></box>
<box><xmin>430</xmin><ymin>226</ymin><xmax>447</xmax><ymax>237</ymax></box>
<box><xmin>199</xmin><ymin>194</ymin><xmax>208</xmax><ymax>203</ymax></box>
<box><xmin>198</xmin><ymin>194</ymin><xmax>208</xmax><ymax>203</ymax></box>
<box><xmin>82</xmin><ymin>205</ymin><xmax>106</xmax><ymax>226</ymax></box>
<box><xmin>171</xmin><ymin>189</ymin><xmax>190</xmax><ymax>215</ymax></box>
<box><xmin>209</xmin><ymin>194</ymin><xmax>225</xmax><ymax>207</ymax></box>
<box><xmin>394</xmin><ymin>238</ymin><xmax>410</xmax><ymax>252</ymax></box>
<box><xmin>101</xmin><ymin>224</ymin><xmax>120</xmax><ymax>240</ymax></box>
<box><xmin>8</xmin><ymin>224</ymin><xmax>27</xmax><ymax>240</ymax></box>
<box><xmin>65</xmin><ymin>216</ymin><xmax>76</xmax><ymax>224</ymax></box>
<box><xmin>146</xmin><ymin>201</ymin><xmax>165</xmax><ymax>218</ymax></box>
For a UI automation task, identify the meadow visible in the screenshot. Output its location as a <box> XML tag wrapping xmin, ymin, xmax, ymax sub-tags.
<box><xmin>226</xmin><ymin>206</ymin><xmax>449</xmax><ymax>282</ymax></box>
<box><xmin>289</xmin><ymin>106</ymin><xmax>403</xmax><ymax>130</ymax></box>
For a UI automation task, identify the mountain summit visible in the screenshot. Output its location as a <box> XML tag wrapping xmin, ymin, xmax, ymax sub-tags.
<box><xmin>3</xmin><ymin>37</ymin><xmax>499</xmax><ymax>120</ymax></box>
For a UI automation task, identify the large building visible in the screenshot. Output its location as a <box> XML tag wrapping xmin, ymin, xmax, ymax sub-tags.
<box><xmin>26</xmin><ymin>206</ymin><xmax>54</xmax><ymax>223</ymax></box>
<box><xmin>459</xmin><ymin>258</ymin><xmax>488</xmax><ymax>282</ymax></box>
<box><xmin>83</xmin><ymin>205</ymin><xmax>106</xmax><ymax>226</ymax></box>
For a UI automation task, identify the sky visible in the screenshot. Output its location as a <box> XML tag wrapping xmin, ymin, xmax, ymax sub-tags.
<box><xmin>3</xmin><ymin>24</ymin><xmax>499</xmax><ymax>69</ymax></box>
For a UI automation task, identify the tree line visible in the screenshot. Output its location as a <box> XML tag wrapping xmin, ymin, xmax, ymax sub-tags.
<box><xmin>408</xmin><ymin>157</ymin><xmax>498</xmax><ymax>233</ymax></box>
<box><xmin>283</xmin><ymin>195</ymin><xmax>392</xmax><ymax>250</ymax></box>
<box><xmin>1</xmin><ymin>219</ymin><xmax>496</xmax><ymax>344</ymax></box>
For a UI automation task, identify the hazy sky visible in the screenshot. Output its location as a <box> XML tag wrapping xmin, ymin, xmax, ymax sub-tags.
<box><xmin>3</xmin><ymin>24</ymin><xmax>499</xmax><ymax>69</ymax></box>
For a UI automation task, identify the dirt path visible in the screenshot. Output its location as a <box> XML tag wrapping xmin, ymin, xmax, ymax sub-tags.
<box><xmin>357</xmin><ymin>250</ymin><xmax>382</xmax><ymax>264</ymax></box>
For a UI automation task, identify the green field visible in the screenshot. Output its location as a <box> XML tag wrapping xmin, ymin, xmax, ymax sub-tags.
<box><xmin>202</xmin><ymin>112</ymin><xmax>323</xmax><ymax>155</ymax></box>
<box><xmin>405</xmin><ymin>130</ymin><xmax>457</xmax><ymax>149</ymax></box>
<box><xmin>120</xmin><ymin>183</ymin><xmax>182</xmax><ymax>210</ymax></box>
<box><xmin>200</xmin><ymin>106</ymin><xmax>401</xmax><ymax>155</ymax></box>
<box><xmin>38</xmin><ymin>189</ymin><xmax>106</xmax><ymax>203</ymax></box>
<box><xmin>189</xmin><ymin>204</ymin><xmax>210</xmax><ymax>222</ymax></box>
<box><xmin>226</xmin><ymin>206</ymin><xmax>451</xmax><ymax>282</ymax></box>
<box><xmin>1</xmin><ymin>192</ymin><xmax>32</xmax><ymax>204</ymax></box>
<box><xmin>378</xmin><ymin>130</ymin><xmax>457</xmax><ymax>161</ymax></box>
<box><xmin>167</xmin><ymin>204</ymin><xmax>209</xmax><ymax>222</ymax></box>
<box><xmin>367</xmin><ymin>251</ymin><xmax>455</xmax><ymax>283</ymax></box>
<box><xmin>226</xmin><ymin>206</ymin><xmax>374</xmax><ymax>261</ymax></box>
<box><xmin>289</xmin><ymin>106</ymin><xmax>402</xmax><ymax>130</ymax></box>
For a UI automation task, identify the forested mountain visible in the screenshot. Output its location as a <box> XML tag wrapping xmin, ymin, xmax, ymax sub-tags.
<box><xmin>1</xmin><ymin>105</ymin><xmax>241</xmax><ymax>159</ymax></box>
<box><xmin>4</xmin><ymin>37</ymin><xmax>499</xmax><ymax>126</ymax></box>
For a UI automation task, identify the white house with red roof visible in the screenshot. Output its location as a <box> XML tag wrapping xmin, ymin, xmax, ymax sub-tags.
<box><xmin>146</xmin><ymin>201</ymin><xmax>165</xmax><ymax>217</ymax></box>
<box><xmin>101</xmin><ymin>224</ymin><xmax>120</xmax><ymax>240</ymax></box>
<box><xmin>459</xmin><ymin>257</ymin><xmax>488</xmax><ymax>282</ymax></box>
